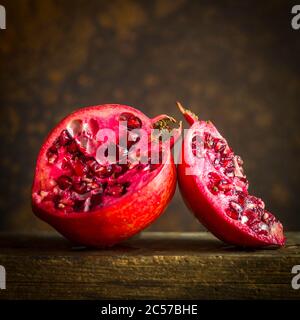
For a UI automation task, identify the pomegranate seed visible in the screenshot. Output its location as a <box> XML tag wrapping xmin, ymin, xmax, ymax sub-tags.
<box><xmin>61</xmin><ymin>158</ymin><xmax>73</xmax><ymax>171</ymax></box>
<box><xmin>46</xmin><ymin>147</ymin><xmax>58</xmax><ymax>164</ymax></box>
<box><xmin>244</xmin><ymin>196</ymin><xmax>265</xmax><ymax>211</ymax></box>
<box><xmin>72</xmin><ymin>158</ymin><xmax>88</xmax><ymax>176</ymax></box>
<box><xmin>88</xmin><ymin>118</ymin><xmax>99</xmax><ymax>136</ymax></box>
<box><xmin>208</xmin><ymin>172</ymin><xmax>220</xmax><ymax>181</ymax></box>
<box><xmin>224</xmin><ymin>166</ymin><xmax>235</xmax><ymax>177</ymax></box>
<box><xmin>262</xmin><ymin>211</ymin><xmax>269</xmax><ymax>221</ymax></box>
<box><xmin>119</xmin><ymin>113</ymin><xmax>142</xmax><ymax>130</ymax></box>
<box><xmin>218</xmin><ymin>180</ymin><xmax>232</xmax><ymax>192</ymax></box>
<box><xmin>220</xmin><ymin>154</ymin><xmax>234</xmax><ymax>167</ymax></box>
<box><xmin>93</xmin><ymin>164</ymin><xmax>113</xmax><ymax>178</ymax></box>
<box><xmin>67</xmin><ymin>140</ymin><xmax>78</xmax><ymax>153</ymax></box>
<box><xmin>106</xmin><ymin>183</ymin><xmax>127</xmax><ymax>197</ymax></box>
<box><xmin>236</xmin><ymin>191</ymin><xmax>247</xmax><ymax>203</ymax></box>
<box><xmin>73</xmin><ymin>181</ymin><xmax>88</xmax><ymax>194</ymax></box>
<box><xmin>243</xmin><ymin>210</ymin><xmax>261</xmax><ymax>227</ymax></box>
<box><xmin>112</xmin><ymin>164</ymin><xmax>128</xmax><ymax>178</ymax></box>
<box><xmin>214</xmin><ymin>139</ymin><xmax>226</xmax><ymax>153</ymax></box>
<box><xmin>91</xmin><ymin>181</ymin><xmax>105</xmax><ymax>194</ymax></box>
<box><xmin>127</xmin><ymin>117</ymin><xmax>142</xmax><ymax>130</ymax></box>
<box><xmin>59</xmin><ymin>130</ymin><xmax>72</xmax><ymax>146</ymax></box>
<box><xmin>60</xmin><ymin>194</ymin><xmax>74</xmax><ymax>207</ymax></box>
<box><xmin>226</xmin><ymin>208</ymin><xmax>239</xmax><ymax>220</ymax></box>
<box><xmin>251</xmin><ymin>222</ymin><xmax>269</xmax><ymax>235</ymax></box>
<box><xmin>57</xmin><ymin>175</ymin><xmax>72</xmax><ymax>190</ymax></box>
<box><xmin>209</xmin><ymin>185</ymin><xmax>219</xmax><ymax>194</ymax></box>
<box><xmin>262</xmin><ymin>211</ymin><xmax>275</xmax><ymax>225</ymax></box>
<box><xmin>229</xmin><ymin>201</ymin><xmax>243</xmax><ymax>215</ymax></box>
<box><xmin>214</xmin><ymin>157</ymin><xmax>221</xmax><ymax>167</ymax></box>
<box><xmin>204</xmin><ymin>133</ymin><xmax>214</xmax><ymax>149</ymax></box>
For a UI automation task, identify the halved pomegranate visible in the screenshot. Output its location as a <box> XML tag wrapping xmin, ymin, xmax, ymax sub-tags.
<box><xmin>32</xmin><ymin>104</ymin><xmax>181</xmax><ymax>247</ymax></box>
<box><xmin>177</xmin><ymin>102</ymin><xmax>285</xmax><ymax>247</ymax></box>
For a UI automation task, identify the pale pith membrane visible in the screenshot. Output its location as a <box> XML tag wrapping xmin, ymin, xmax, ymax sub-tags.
<box><xmin>38</xmin><ymin>113</ymin><xmax>163</xmax><ymax>213</ymax></box>
<box><xmin>192</xmin><ymin>132</ymin><xmax>279</xmax><ymax>237</ymax></box>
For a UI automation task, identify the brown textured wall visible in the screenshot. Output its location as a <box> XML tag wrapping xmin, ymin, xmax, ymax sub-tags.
<box><xmin>0</xmin><ymin>0</ymin><xmax>299</xmax><ymax>232</ymax></box>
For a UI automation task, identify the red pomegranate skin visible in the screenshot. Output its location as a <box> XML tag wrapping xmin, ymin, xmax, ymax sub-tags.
<box><xmin>32</xmin><ymin>104</ymin><xmax>179</xmax><ymax>247</ymax></box>
<box><xmin>177</xmin><ymin>103</ymin><xmax>285</xmax><ymax>248</ymax></box>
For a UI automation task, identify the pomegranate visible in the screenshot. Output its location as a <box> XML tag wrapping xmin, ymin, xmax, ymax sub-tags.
<box><xmin>32</xmin><ymin>104</ymin><xmax>181</xmax><ymax>247</ymax></box>
<box><xmin>177</xmin><ymin>102</ymin><xmax>285</xmax><ymax>247</ymax></box>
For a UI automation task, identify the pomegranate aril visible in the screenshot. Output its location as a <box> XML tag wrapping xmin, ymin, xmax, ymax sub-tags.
<box><xmin>67</xmin><ymin>140</ymin><xmax>79</xmax><ymax>154</ymax></box>
<box><xmin>236</xmin><ymin>191</ymin><xmax>247</xmax><ymax>203</ymax></box>
<box><xmin>226</xmin><ymin>208</ymin><xmax>239</xmax><ymax>220</ymax></box>
<box><xmin>93</xmin><ymin>164</ymin><xmax>113</xmax><ymax>178</ymax></box>
<box><xmin>208</xmin><ymin>172</ymin><xmax>220</xmax><ymax>181</ymax></box>
<box><xmin>61</xmin><ymin>158</ymin><xmax>73</xmax><ymax>172</ymax></box>
<box><xmin>87</xmin><ymin>181</ymin><xmax>100</xmax><ymax>190</ymax></box>
<box><xmin>220</xmin><ymin>154</ymin><xmax>234</xmax><ymax>167</ymax></box>
<box><xmin>262</xmin><ymin>211</ymin><xmax>276</xmax><ymax>225</ymax></box>
<box><xmin>106</xmin><ymin>183</ymin><xmax>127</xmax><ymax>197</ymax></box>
<box><xmin>72</xmin><ymin>158</ymin><xmax>88</xmax><ymax>176</ymax></box>
<box><xmin>91</xmin><ymin>181</ymin><xmax>105</xmax><ymax>194</ymax></box>
<box><xmin>88</xmin><ymin>119</ymin><xmax>99</xmax><ymax>136</ymax></box>
<box><xmin>213</xmin><ymin>157</ymin><xmax>221</xmax><ymax>167</ymax></box>
<box><xmin>73</xmin><ymin>181</ymin><xmax>88</xmax><ymax>194</ymax></box>
<box><xmin>119</xmin><ymin>113</ymin><xmax>142</xmax><ymax>130</ymax></box>
<box><xmin>251</xmin><ymin>222</ymin><xmax>269</xmax><ymax>236</ymax></box>
<box><xmin>243</xmin><ymin>210</ymin><xmax>261</xmax><ymax>227</ymax></box>
<box><xmin>57</xmin><ymin>175</ymin><xmax>72</xmax><ymax>190</ymax></box>
<box><xmin>60</xmin><ymin>193</ymin><xmax>74</xmax><ymax>207</ymax></box>
<box><xmin>127</xmin><ymin>116</ymin><xmax>142</xmax><ymax>130</ymax></box>
<box><xmin>229</xmin><ymin>201</ymin><xmax>243</xmax><ymax>215</ymax></box>
<box><xmin>204</xmin><ymin>133</ymin><xmax>214</xmax><ymax>149</ymax></box>
<box><xmin>112</xmin><ymin>164</ymin><xmax>128</xmax><ymax>178</ymax></box>
<box><xmin>192</xmin><ymin>140</ymin><xmax>203</xmax><ymax>158</ymax></box>
<box><xmin>218</xmin><ymin>180</ymin><xmax>232</xmax><ymax>192</ymax></box>
<box><xmin>224</xmin><ymin>166</ymin><xmax>235</xmax><ymax>177</ymax></box>
<box><xmin>209</xmin><ymin>185</ymin><xmax>219</xmax><ymax>194</ymax></box>
<box><xmin>244</xmin><ymin>196</ymin><xmax>265</xmax><ymax>211</ymax></box>
<box><xmin>46</xmin><ymin>147</ymin><xmax>58</xmax><ymax>164</ymax></box>
<box><xmin>214</xmin><ymin>139</ymin><xmax>226</xmax><ymax>153</ymax></box>
<box><xmin>58</xmin><ymin>130</ymin><xmax>72</xmax><ymax>146</ymax></box>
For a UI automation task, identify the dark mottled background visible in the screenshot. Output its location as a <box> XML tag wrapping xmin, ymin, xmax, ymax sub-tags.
<box><xmin>0</xmin><ymin>0</ymin><xmax>299</xmax><ymax>232</ymax></box>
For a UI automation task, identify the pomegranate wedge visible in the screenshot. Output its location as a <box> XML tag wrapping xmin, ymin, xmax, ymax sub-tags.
<box><xmin>177</xmin><ymin>102</ymin><xmax>285</xmax><ymax>247</ymax></box>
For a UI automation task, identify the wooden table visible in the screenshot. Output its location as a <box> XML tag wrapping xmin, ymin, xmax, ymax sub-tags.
<box><xmin>0</xmin><ymin>232</ymin><xmax>299</xmax><ymax>299</ymax></box>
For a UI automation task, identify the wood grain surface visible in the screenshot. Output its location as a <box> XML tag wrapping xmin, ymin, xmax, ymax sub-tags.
<box><xmin>0</xmin><ymin>232</ymin><xmax>300</xmax><ymax>299</ymax></box>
